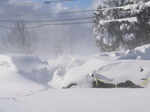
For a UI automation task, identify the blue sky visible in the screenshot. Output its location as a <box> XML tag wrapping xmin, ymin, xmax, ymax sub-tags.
<box><xmin>34</xmin><ymin>0</ymin><xmax>93</xmax><ymax>9</ymax></box>
<box><xmin>64</xmin><ymin>0</ymin><xmax>92</xmax><ymax>9</ymax></box>
<box><xmin>0</xmin><ymin>0</ymin><xmax>95</xmax><ymax>19</ymax></box>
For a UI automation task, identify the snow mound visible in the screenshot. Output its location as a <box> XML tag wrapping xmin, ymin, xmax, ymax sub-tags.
<box><xmin>119</xmin><ymin>44</ymin><xmax>150</xmax><ymax>60</ymax></box>
<box><xmin>62</xmin><ymin>58</ymin><xmax>111</xmax><ymax>88</ymax></box>
<box><xmin>2</xmin><ymin>89</ymin><xmax>150</xmax><ymax>112</ymax></box>
<box><xmin>12</xmin><ymin>55</ymin><xmax>51</xmax><ymax>84</ymax></box>
<box><xmin>48</xmin><ymin>55</ymin><xmax>86</xmax><ymax>88</ymax></box>
<box><xmin>0</xmin><ymin>55</ymin><xmax>46</xmax><ymax>97</ymax></box>
<box><xmin>49</xmin><ymin>44</ymin><xmax>150</xmax><ymax>88</ymax></box>
<box><xmin>49</xmin><ymin>56</ymin><xmax>111</xmax><ymax>88</ymax></box>
<box><xmin>19</xmin><ymin>89</ymin><xmax>150</xmax><ymax>112</ymax></box>
<box><xmin>1</xmin><ymin>44</ymin><xmax>150</xmax><ymax>90</ymax></box>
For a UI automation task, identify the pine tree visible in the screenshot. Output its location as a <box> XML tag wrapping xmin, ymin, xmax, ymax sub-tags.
<box><xmin>94</xmin><ymin>0</ymin><xmax>150</xmax><ymax>51</ymax></box>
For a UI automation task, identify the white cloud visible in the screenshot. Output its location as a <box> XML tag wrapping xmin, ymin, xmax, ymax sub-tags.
<box><xmin>55</xmin><ymin>3</ymin><xmax>68</xmax><ymax>13</ymax></box>
<box><xmin>9</xmin><ymin>0</ymin><xmax>33</xmax><ymax>5</ymax></box>
<box><xmin>92</xmin><ymin>0</ymin><xmax>102</xmax><ymax>8</ymax></box>
<box><xmin>0</xmin><ymin>0</ymin><xmax>56</xmax><ymax>18</ymax></box>
<box><xmin>9</xmin><ymin>0</ymin><xmax>42</xmax><ymax>10</ymax></box>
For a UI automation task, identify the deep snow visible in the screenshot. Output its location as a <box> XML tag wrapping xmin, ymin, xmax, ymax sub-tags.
<box><xmin>0</xmin><ymin>44</ymin><xmax>150</xmax><ymax>112</ymax></box>
<box><xmin>1</xmin><ymin>89</ymin><xmax>150</xmax><ymax>112</ymax></box>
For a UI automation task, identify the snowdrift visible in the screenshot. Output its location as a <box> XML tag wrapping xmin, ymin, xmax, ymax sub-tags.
<box><xmin>0</xmin><ymin>44</ymin><xmax>150</xmax><ymax>90</ymax></box>
<box><xmin>0</xmin><ymin>55</ymin><xmax>50</xmax><ymax>98</ymax></box>
<box><xmin>49</xmin><ymin>44</ymin><xmax>150</xmax><ymax>88</ymax></box>
<box><xmin>119</xmin><ymin>44</ymin><xmax>150</xmax><ymax>60</ymax></box>
<box><xmin>0</xmin><ymin>44</ymin><xmax>150</xmax><ymax>112</ymax></box>
<box><xmin>1</xmin><ymin>89</ymin><xmax>150</xmax><ymax>112</ymax></box>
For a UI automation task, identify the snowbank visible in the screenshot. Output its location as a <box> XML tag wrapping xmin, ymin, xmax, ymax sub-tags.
<box><xmin>119</xmin><ymin>44</ymin><xmax>150</xmax><ymax>60</ymax></box>
<box><xmin>1</xmin><ymin>44</ymin><xmax>150</xmax><ymax>90</ymax></box>
<box><xmin>48</xmin><ymin>55</ymin><xmax>86</xmax><ymax>88</ymax></box>
<box><xmin>0</xmin><ymin>44</ymin><xmax>150</xmax><ymax>112</ymax></box>
<box><xmin>49</xmin><ymin>44</ymin><xmax>150</xmax><ymax>88</ymax></box>
<box><xmin>0</xmin><ymin>54</ymin><xmax>51</xmax><ymax>98</ymax></box>
<box><xmin>19</xmin><ymin>89</ymin><xmax>150</xmax><ymax>112</ymax></box>
<box><xmin>1</xmin><ymin>89</ymin><xmax>150</xmax><ymax>112</ymax></box>
<box><xmin>12</xmin><ymin>55</ymin><xmax>51</xmax><ymax>84</ymax></box>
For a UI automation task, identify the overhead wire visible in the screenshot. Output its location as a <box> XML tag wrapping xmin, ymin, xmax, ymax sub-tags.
<box><xmin>0</xmin><ymin>24</ymin><xmax>13</xmax><ymax>29</ymax></box>
<box><xmin>0</xmin><ymin>16</ymin><xmax>95</xmax><ymax>29</ymax></box>
<box><xmin>0</xmin><ymin>0</ymin><xmax>98</xmax><ymax>29</ymax></box>
<box><xmin>55</xmin><ymin>4</ymin><xmax>139</xmax><ymax>15</ymax></box>
<box><xmin>44</xmin><ymin>0</ymin><xmax>74</xmax><ymax>4</ymax></box>
<box><xmin>0</xmin><ymin>4</ymin><xmax>108</xmax><ymax>29</ymax></box>
<box><xmin>27</xmin><ymin>21</ymin><xmax>94</xmax><ymax>29</ymax></box>
<box><xmin>57</xmin><ymin>9</ymin><xmax>97</xmax><ymax>15</ymax></box>
<box><xmin>0</xmin><ymin>16</ymin><xmax>95</xmax><ymax>23</ymax></box>
<box><xmin>0</xmin><ymin>14</ymin><xmax>96</xmax><ymax>29</ymax></box>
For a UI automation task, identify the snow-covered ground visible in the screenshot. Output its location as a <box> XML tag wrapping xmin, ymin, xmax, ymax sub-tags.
<box><xmin>49</xmin><ymin>44</ymin><xmax>150</xmax><ymax>88</ymax></box>
<box><xmin>1</xmin><ymin>44</ymin><xmax>150</xmax><ymax>112</ymax></box>
<box><xmin>1</xmin><ymin>89</ymin><xmax>150</xmax><ymax>112</ymax></box>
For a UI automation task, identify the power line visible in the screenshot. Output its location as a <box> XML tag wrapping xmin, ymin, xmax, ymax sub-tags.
<box><xmin>0</xmin><ymin>25</ymin><xmax>12</xmax><ymax>29</ymax></box>
<box><xmin>0</xmin><ymin>5</ymin><xmax>130</xmax><ymax>29</ymax></box>
<box><xmin>0</xmin><ymin>21</ymin><xmax>94</xmax><ymax>30</ymax></box>
<box><xmin>0</xmin><ymin>16</ymin><xmax>95</xmax><ymax>23</ymax></box>
<box><xmin>0</xmin><ymin>16</ymin><xmax>95</xmax><ymax>29</ymax></box>
<box><xmin>57</xmin><ymin>9</ymin><xmax>97</xmax><ymax>15</ymax></box>
<box><xmin>56</xmin><ymin>4</ymin><xmax>141</xmax><ymax>15</ymax></box>
<box><xmin>0</xmin><ymin>6</ymin><xmax>126</xmax><ymax>24</ymax></box>
<box><xmin>55</xmin><ymin>8</ymin><xmax>111</xmax><ymax>15</ymax></box>
<box><xmin>32</xmin><ymin>16</ymin><xmax>95</xmax><ymax>23</ymax></box>
<box><xmin>27</xmin><ymin>21</ymin><xmax>94</xmax><ymax>29</ymax></box>
<box><xmin>44</xmin><ymin>0</ymin><xmax>74</xmax><ymax>4</ymax></box>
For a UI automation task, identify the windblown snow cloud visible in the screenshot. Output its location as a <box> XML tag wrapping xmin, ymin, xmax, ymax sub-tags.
<box><xmin>0</xmin><ymin>0</ymin><xmax>98</xmax><ymax>56</ymax></box>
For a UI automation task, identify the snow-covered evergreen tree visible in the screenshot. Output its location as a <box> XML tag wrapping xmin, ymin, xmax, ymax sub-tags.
<box><xmin>94</xmin><ymin>0</ymin><xmax>150</xmax><ymax>51</ymax></box>
<box><xmin>100</xmin><ymin>0</ymin><xmax>149</xmax><ymax>7</ymax></box>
